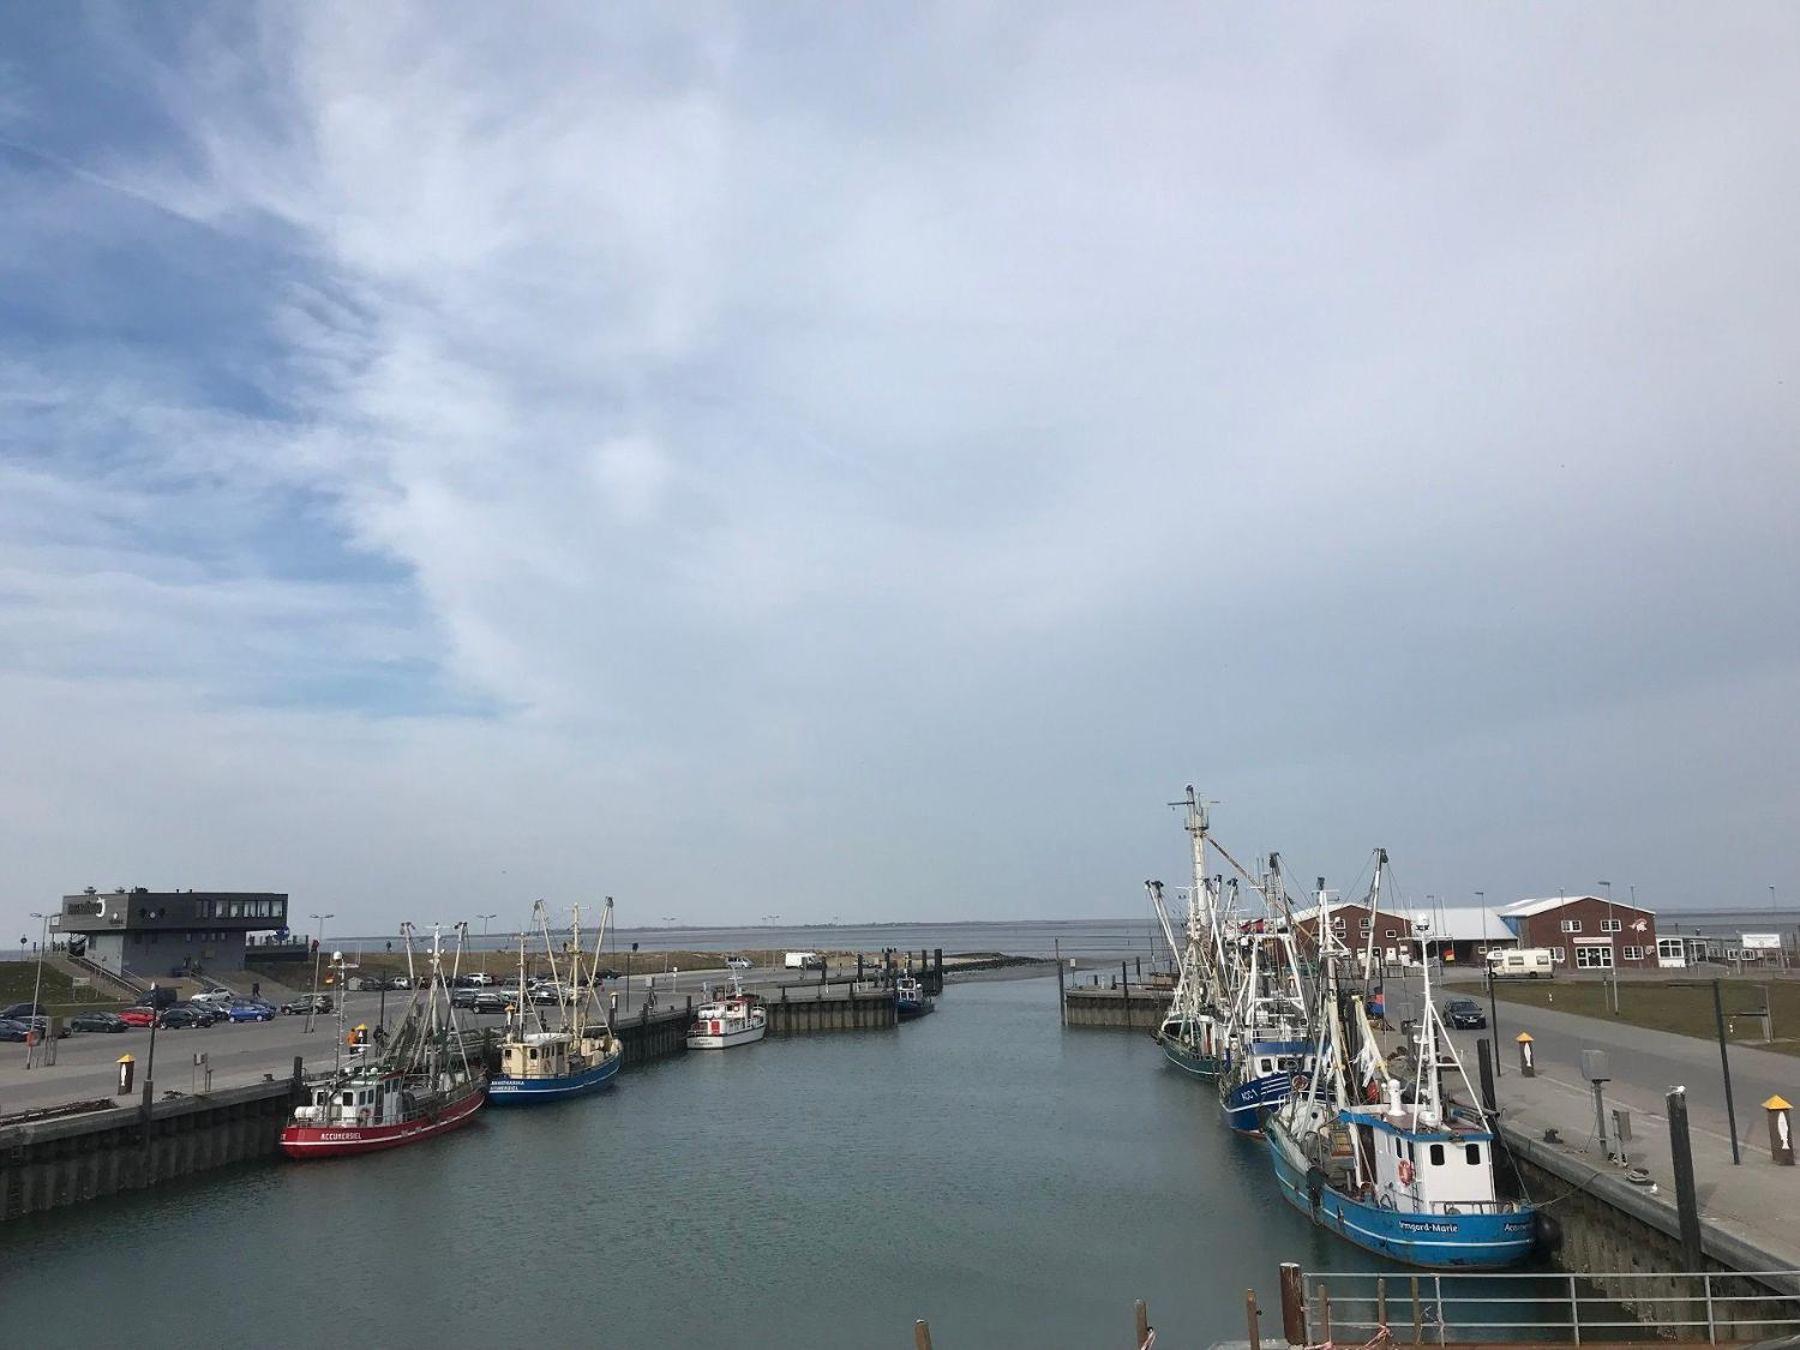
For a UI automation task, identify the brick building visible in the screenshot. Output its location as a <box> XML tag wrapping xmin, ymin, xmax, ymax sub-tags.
<box><xmin>1494</xmin><ymin>895</ymin><xmax>1659</xmax><ymax>971</ymax></box>
<box><xmin>1292</xmin><ymin>903</ymin><xmax>1418</xmax><ymax>964</ymax></box>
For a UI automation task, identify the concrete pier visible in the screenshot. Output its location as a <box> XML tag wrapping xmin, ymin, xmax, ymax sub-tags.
<box><xmin>765</xmin><ymin>985</ymin><xmax>897</xmax><ymax>1035</ymax></box>
<box><xmin>0</xmin><ymin>1080</ymin><xmax>299</xmax><ymax>1223</ymax></box>
<box><xmin>1063</xmin><ymin>985</ymin><xmax>1171</xmax><ymax>1030</ymax></box>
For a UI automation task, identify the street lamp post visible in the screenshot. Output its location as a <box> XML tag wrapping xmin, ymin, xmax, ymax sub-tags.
<box><xmin>305</xmin><ymin>912</ymin><xmax>334</xmax><ymax>1034</ymax></box>
<box><xmin>24</xmin><ymin>912</ymin><xmax>48</xmax><ymax>1068</ymax></box>
<box><xmin>1599</xmin><ymin>880</ymin><xmax>1619</xmax><ymax>1014</ymax></box>
<box><xmin>1477</xmin><ymin>891</ymin><xmax>1499</xmax><ymax>1075</ymax></box>
<box><xmin>478</xmin><ymin>914</ymin><xmax>497</xmax><ymax>978</ymax></box>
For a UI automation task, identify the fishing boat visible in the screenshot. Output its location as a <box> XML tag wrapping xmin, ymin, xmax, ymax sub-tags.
<box><xmin>687</xmin><ymin>975</ymin><xmax>767</xmax><ymax>1049</ymax></box>
<box><xmin>1265</xmin><ymin>861</ymin><xmax>1538</xmax><ymax>1268</ymax></box>
<box><xmin>1151</xmin><ymin>788</ymin><xmax>1233</xmax><ymax>1079</ymax></box>
<box><xmin>490</xmin><ymin>899</ymin><xmax>623</xmax><ymax>1106</ymax></box>
<box><xmin>895</xmin><ymin>974</ymin><xmax>934</xmax><ymax>1020</ymax></box>
<box><xmin>1219</xmin><ymin>856</ymin><xmax>1316</xmax><ymax>1136</ymax></box>
<box><xmin>280</xmin><ymin>924</ymin><xmax>488</xmax><ymax>1159</ymax></box>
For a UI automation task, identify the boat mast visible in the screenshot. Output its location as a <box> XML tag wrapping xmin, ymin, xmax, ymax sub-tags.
<box><xmin>1363</xmin><ymin>848</ymin><xmax>1387</xmax><ymax>986</ymax></box>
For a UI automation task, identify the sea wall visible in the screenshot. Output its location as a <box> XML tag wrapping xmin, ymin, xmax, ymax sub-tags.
<box><xmin>1503</xmin><ymin>1125</ymin><xmax>1800</xmax><ymax>1338</ymax></box>
<box><xmin>765</xmin><ymin>986</ymin><xmax>897</xmax><ymax>1035</ymax></box>
<box><xmin>1063</xmin><ymin>985</ymin><xmax>1172</xmax><ymax>1030</ymax></box>
<box><xmin>0</xmin><ymin>1080</ymin><xmax>298</xmax><ymax>1223</ymax></box>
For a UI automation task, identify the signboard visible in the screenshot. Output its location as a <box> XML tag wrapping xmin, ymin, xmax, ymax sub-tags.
<box><xmin>1741</xmin><ymin>933</ymin><xmax>1781</xmax><ymax>951</ymax></box>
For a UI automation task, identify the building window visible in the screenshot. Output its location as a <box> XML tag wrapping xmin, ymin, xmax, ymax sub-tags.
<box><xmin>1621</xmin><ymin>946</ymin><xmax>1643</xmax><ymax>961</ymax></box>
<box><xmin>1575</xmin><ymin>945</ymin><xmax>1614</xmax><ymax>969</ymax></box>
<box><xmin>1657</xmin><ymin>938</ymin><xmax>1685</xmax><ymax>961</ymax></box>
<box><xmin>1560</xmin><ymin>919</ymin><xmax>1582</xmax><ymax>933</ymax></box>
<box><xmin>1601</xmin><ymin>918</ymin><xmax>1622</xmax><ymax>934</ymax></box>
<box><xmin>1384</xmin><ymin>928</ymin><xmax>1397</xmax><ymax>938</ymax></box>
<box><xmin>1552</xmin><ymin>947</ymin><xmax>1566</xmax><ymax>964</ymax></box>
<box><xmin>1331</xmin><ymin>917</ymin><xmax>1346</xmax><ymax>931</ymax></box>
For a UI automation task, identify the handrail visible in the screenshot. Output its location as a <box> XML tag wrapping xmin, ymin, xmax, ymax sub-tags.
<box><xmin>1302</xmin><ymin>1269</ymin><xmax>1800</xmax><ymax>1346</ymax></box>
<box><xmin>68</xmin><ymin>952</ymin><xmax>146</xmax><ymax>997</ymax></box>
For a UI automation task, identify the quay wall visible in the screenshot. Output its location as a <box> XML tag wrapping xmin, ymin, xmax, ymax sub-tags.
<box><xmin>766</xmin><ymin>987</ymin><xmax>897</xmax><ymax>1035</ymax></box>
<box><xmin>0</xmin><ymin>1080</ymin><xmax>298</xmax><ymax>1224</ymax></box>
<box><xmin>1502</xmin><ymin>1125</ymin><xmax>1800</xmax><ymax>1337</ymax></box>
<box><xmin>1063</xmin><ymin>985</ymin><xmax>1172</xmax><ymax>1031</ymax></box>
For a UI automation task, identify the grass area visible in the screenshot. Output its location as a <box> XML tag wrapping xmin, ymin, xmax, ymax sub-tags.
<box><xmin>0</xmin><ymin>962</ymin><xmax>128</xmax><ymax>1016</ymax></box>
<box><xmin>1491</xmin><ymin>976</ymin><xmax>1800</xmax><ymax>1056</ymax></box>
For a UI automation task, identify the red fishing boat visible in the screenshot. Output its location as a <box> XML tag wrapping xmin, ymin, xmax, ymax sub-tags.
<box><xmin>280</xmin><ymin>923</ymin><xmax>489</xmax><ymax>1160</ymax></box>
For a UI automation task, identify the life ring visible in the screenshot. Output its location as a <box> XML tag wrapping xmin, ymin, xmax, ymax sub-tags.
<box><xmin>1291</xmin><ymin>1072</ymin><xmax>1311</xmax><ymax>1095</ymax></box>
<box><xmin>1398</xmin><ymin>1158</ymin><xmax>1416</xmax><ymax>1186</ymax></box>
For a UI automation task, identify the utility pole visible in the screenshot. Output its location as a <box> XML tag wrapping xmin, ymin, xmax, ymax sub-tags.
<box><xmin>1600</xmin><ymin>880</ymin><xmax>1618</xmax><ymax>1014</ymax></box>
<box><xmin>478</xmin><ymin>913</ymin><xmax>497</xmax><ymax>978</ymax></box>
<box><xmin>24</xmin><ymin>911</ymin><xmax>48</xmax><ymax>1068</ymax></box>
<box><xmin>305</xmin><ymin>911</ymin><xmax>334</xmax><ymax>1034</ymax></box>
<box><xmin>1477</xmin><ymin>892</ymin><xmax>1499</xmax><ymax>1076</ymax></box>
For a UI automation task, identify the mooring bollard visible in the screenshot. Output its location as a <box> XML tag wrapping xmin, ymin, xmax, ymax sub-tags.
<box><xmin>1517</xmin><ymin>1031</ymin><xmax>1536</xmax><ymax>1077</ymax></box>
<box><xmin>1765</xmin><ymin>1095</ymin><xmax>1795</xmax><ymax>1165</ymax></box>
<box><xmin>116</xmin><ymin>1053</ymin><xmax>135</xmax><ymax>1097</ymax></box>
<box><xmin>1246</xmin><ymin>1288</ymin><xmax>1262</xmax><ymax>1350</ymax></box>
<box><xmin>1279</xmin><ymin>1262</ymin><xmax>1307</xmax><ymax>1346</ymax></box>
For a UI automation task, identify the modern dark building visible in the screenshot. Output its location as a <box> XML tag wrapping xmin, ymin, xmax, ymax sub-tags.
<box><xmin>51</xmin><ymin>888</ymin><xmax>291</xmax><ymax>979</ymax></box>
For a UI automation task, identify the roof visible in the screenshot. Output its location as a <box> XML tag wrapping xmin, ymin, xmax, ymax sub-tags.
<box><xmin>1496</xmin><ymin>894</ymin><xmax>1655</xmax><ymax>919</ymax></box>
<box><xmin>1419</xmin><ymin>905</ymin><xmax>1517</xmax><ymax>942</ymax></box>
<box><xmin>1289</xmin><ymin>902</ymin><xmax>1413</xmax><ymax>926</ymax></box>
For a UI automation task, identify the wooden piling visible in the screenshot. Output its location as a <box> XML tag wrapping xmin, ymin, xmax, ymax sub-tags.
<box><xmin>1279</xmin><ymin>1262</ymin><xmax>1307</xmax><ymax>1345</ymax></box>
<box><xmin>1134</xmin><ymin>1298</ymin><xmax>1150</xmax><ymax>1347</ymax></box>
<box><xmin>1318</xmin><ymin>1282</ymin><xmax>1332</xmax><ymax>1343</ymax></box>
<box><xmin>1377</xmin><ymin>1276</ymin><xmax>1388</xmax><ymax>1332</ymax></box>
<box><xmin>1247</xmin><ymin>1288</ymin><xmax>1263</xmax><ymax>1350</ymax></box>
<box><xmin>1411</xmin><ymin>1275</ymin><xmax>1423</xmax><ymax>1345</ymax></box>
<box><xmin>913</xmin><ymin>1318</ymin><xmax>933</xmax><ymax>1350</ymax></box>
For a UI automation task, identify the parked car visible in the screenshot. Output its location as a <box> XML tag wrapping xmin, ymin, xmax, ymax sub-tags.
<box><xmin>118</xmin><ymin>1006</ymin><xmax>158</xmax><ymax>1028</ymax></box>
<box><xmin>70</xmin><ymin>1011</ymin><xmax>129</xmax><ymax>1033</ymax></box>
<box><xmin>724</xmin><ymin>956</ymin><xmax>752</xmax><ymax>971</ymax></box>
<box><xmin>8</xmin><ymin>1014</ymin><xmax>68</xmax><ymax>1039</ymax></box>
<box><xmin>1442</xmin><ymin>997</ymin><xmax>1488</xmax><ymax>1029</ymax></box>
<box><xmin>181</xmin><ymin>1001</ymin><xmax>224</xmax><ymax>1026</ymax></box>
<box><xmin>466</xmin><ymin>971</ymin><xmax>497</xmax><ymax>987</ymax></box>
<box><xmin>226</xmin><ymin>1001</ymin><xmax>274</xmax><ymax>1022</ymax></box>
<box><xmin>0</xmin><ymin>1018</ymin><xmax>29</xmax><ymax>1042</ymax></box>
<box><xmin>531</xmin><ymin>985</ymin><xmax>563</xmax><ymax>1005</ymax></box>
<box><xmin>133</xmin><ymin>987</ymin><xmax>179</xmax><ymax>1010</ymax></box>
<box><xmin>449</xmin><ymin>987</ymin><xmax>479</xmax><ymax>1010</ymax></box>
<box><xmin>471</xmin><ymin>989</ymin><xmax>510</xmax><ymax>1014</ymax></box>
<box><xmin>156</xmin><ymin>1007</ymin><xmax>206</xmax><ymax>1030</ymax></box>
<box><xmin>281</xmin><ymin>994</ymin><xmax>333</xmax><ymax>1015</ymax></box>
<box><xmin>1</xmin><ymin>1001</ymin><xmax>47</xmax><ymax>1020</ymax></box>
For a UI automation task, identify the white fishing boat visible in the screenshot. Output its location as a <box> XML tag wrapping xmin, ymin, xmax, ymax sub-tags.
<box><xmin>490</xmin><ymin>899</ymin><xmax>623</xmax><ymax>1106</ymax></box>
<box><xmin>687</xmin><ymin>975</ymin><xmax>767</xmax><ymax>1049</ymax></box>
<box><xmin>1150</xmin><ymin>787</ymin><xmax>1233</xmax><ymax>1078</ymax></box>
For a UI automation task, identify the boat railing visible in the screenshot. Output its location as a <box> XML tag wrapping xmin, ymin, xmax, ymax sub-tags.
<box><xmin>1298</xmin><ymin>1266</ymin><xmax>1800</xmax><ymax>1345</ymax></box>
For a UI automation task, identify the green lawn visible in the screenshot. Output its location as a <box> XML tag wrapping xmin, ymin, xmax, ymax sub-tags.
<box><xmin>1491</xmin><ymin>977</ymin><xmax>1800</xmax><ymax>1057</ymax></box>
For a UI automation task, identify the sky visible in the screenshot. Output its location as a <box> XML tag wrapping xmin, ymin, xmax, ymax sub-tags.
<box><xmin>1</xmin><ymin>5</ymin><xmax>1796</xmax><ymax>942</ymax></box>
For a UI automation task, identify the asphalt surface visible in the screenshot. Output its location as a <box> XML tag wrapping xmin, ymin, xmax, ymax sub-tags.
<box><xmin>0</xmin><ymin>960</ymin><xmax>856</xmax><ymax>1115</ymax></box>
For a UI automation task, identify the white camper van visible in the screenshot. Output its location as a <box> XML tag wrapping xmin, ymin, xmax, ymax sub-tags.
<box><xmin>1487</xmin><ymin>947</ymin><xmax>1554</xmax><ymax>979</ymax></box>
<box><xmin>784</xmin><ymin>951</ymin><xmax>824</xmax><ymax>970</ymax></box>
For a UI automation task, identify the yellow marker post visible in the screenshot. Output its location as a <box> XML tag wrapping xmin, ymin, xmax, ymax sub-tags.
<box><xmin>1764</xmin><ymin>1095</ymin><xmax>1793</xmax><ymax>1166</ymax></box>
<box><xmin>116</xmin><ymin>1053</ymin><xmax>135</xmax><ymax>1096</ymax></box>
<box><xmin>1516</xmin><ymin>1031</ymin><xmax>1536</xmax><ymax>1078</ymax></box>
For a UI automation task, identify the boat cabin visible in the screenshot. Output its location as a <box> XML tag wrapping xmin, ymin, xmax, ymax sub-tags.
<box><xmin>1348</xmin><ymin>1109</ymin><xmax>1504</xmax><ymax>1214</ymax></box>
<box><xmin>295</xmin><ymin>1069</ymin><xmax>407</xmax><ymax>1128</ymax></box>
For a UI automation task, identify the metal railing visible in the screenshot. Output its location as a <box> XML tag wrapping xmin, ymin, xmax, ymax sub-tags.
<box><xmin>1301</xmin><ymin>1268</ymin><xmax>1800</xmax><ymax>1345</ymax></box>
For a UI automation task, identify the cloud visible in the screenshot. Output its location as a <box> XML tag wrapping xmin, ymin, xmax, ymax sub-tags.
<box><xmin>0</xmin><ymin>4</ymin><xmax>1797</xmax><ymax>937</ymax></box>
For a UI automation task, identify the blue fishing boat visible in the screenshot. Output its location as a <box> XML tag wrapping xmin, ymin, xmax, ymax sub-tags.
<box><xmin>489</xmin><ymin>899</ymin><xmax>623</xmax><ymax>1107</ymax></box>
<box><xmin>895</xmin><ymin>975</ymin><xmax>935</xmax><ymax>1020</ymax></box>
<box><xmin>1264</xmin><ymin>887</ymin><xmax>1539</xmax><ymax>1269</ymax></box>
<box><xmin>1222</xmin><ymin>1037</ymin><xmax>1314</xmax><ymax>1134</ymax></box>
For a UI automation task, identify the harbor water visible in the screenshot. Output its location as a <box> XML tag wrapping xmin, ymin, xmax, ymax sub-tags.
<box><xmin>0</xmin><ymin>974</ymin><xmax>1380</xmax><ymax>1347</ymax></box>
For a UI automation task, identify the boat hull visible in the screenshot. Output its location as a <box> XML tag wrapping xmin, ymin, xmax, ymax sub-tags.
<box><xmin>1222</xmin><ymin>1070</ymin><xmax>1294</xmax><ymax>1135</ymax></box>
<box><xmin>1161</xmin><ymin>1038</ymin><xmax>1226</xmax><ymax>1080</ymax></box>
<box><xmin>488</xmin><ymin>1051</ymin><xmax>620</xmax><ymax>1105</ymax></box>
<box><xmin>1267</xmin><ymin>1127</ymin><xmax>1536</xmax><ymax>1269</ymax></box>
<box><xmin>897</xmin><ymin>999</ymin><xmax>934</xmax><ymax>1020</ymax></box>
<box><xmin>279</xmin><ymin>1083</ymin><xmax>487</xmax><ymax>1158</ymax></box>
<box><xmin>687</xmin><ymin>1023</ymin><xmax>767</xmax><ymax>1049</ymax></box>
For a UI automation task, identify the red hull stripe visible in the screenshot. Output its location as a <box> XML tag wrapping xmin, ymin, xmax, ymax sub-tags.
<box><xmin>280</xmin><ymin>1088</ymin><xmax>487</xmax><ymax>1158</ymax></box>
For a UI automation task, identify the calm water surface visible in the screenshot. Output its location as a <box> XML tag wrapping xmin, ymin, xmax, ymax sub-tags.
<box><xmin>2</xmin><ymin>975</ymin><xmax>1383</xmax><ymax>1347</ymax></box>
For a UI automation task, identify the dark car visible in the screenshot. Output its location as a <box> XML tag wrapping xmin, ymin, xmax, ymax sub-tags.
<box><xmin>450</xmin><ymin>987</ymin><xmax>479</xmax><ymax>1010</ymax></box>
<box><xmin>0</xmin><ymin>1018</ymin><xmax>28</xmax><ymax>1042</ymax></box>
<box><xmin>70</xmin><ymin>1011</ymin><xmax>129</xmax><ymax>1033</ymax></box>
<box><xmin>471</xmin><ymin>989</ymin><xmax>510</xmax><ymax>1014</ymax></box>
<box><xmin>282</xmin><ymin>995</ymin><xmax>332</xmax><ymax>1015</ymax></box>
<box><xmin>134</xmin><ymin>987</ymin><xmax>179</xmax><ymax>1011</ymax></box>
<box><xmin>181</xmin><ymin>1001</ymin><xmax>224</xmax><ymax>1026</ymax></box>
<box><xmin>1443</xmin><ymin>997</ymin><xmax>1487</xmax><ymax>1029</ymax></box>
<box><xmin>1</xmin><ymin>1001</ymin><xmax>47</xmax><ymax>1020</ymax></box>
<box><xmin>156</xmin><ymin>1006</ymin><xmax>205</xmax><ymax>1030</ymax></box>
<box><xmin>226</xmin><ymin>1001</ymin><xmax>274</xmax><ymax>1022</ymax></box>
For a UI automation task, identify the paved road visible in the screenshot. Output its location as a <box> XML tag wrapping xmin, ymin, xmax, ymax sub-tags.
<box><xmin>0</xmin><ymin>960</ymin><xmax>872</xmax><ymax>1115</ymax></box>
